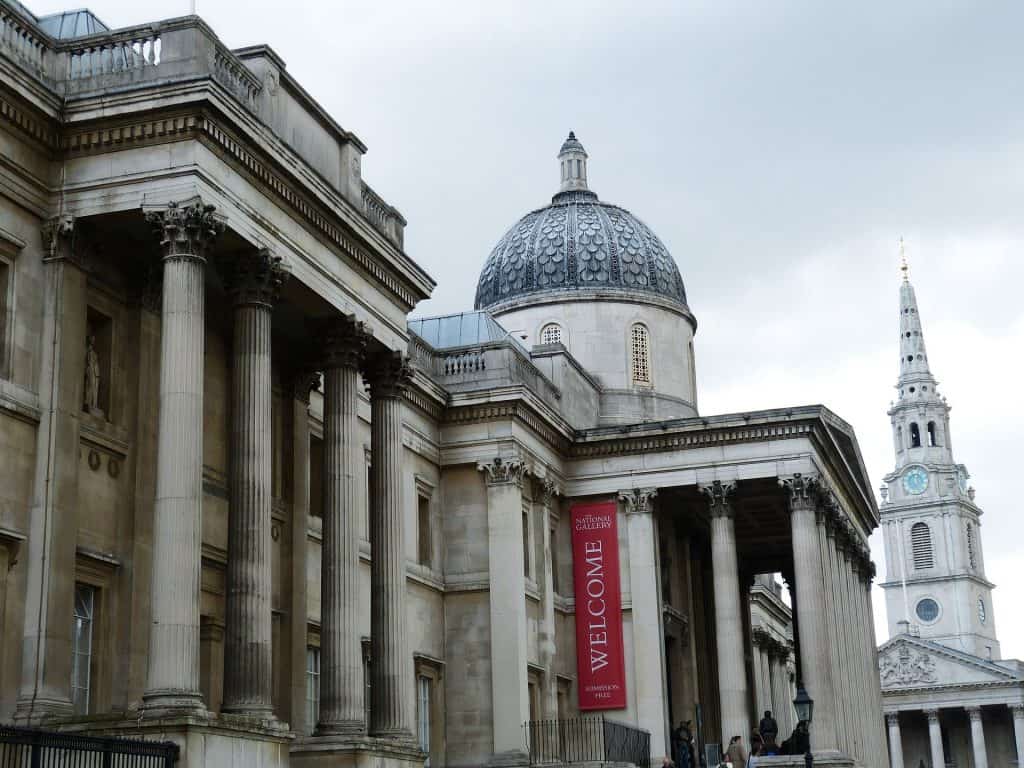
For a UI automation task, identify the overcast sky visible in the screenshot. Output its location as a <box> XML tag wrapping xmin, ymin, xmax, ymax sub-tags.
<box><xmin>31</xmin><ymin>0</ymin><xmax>1024</xmax><ymax>658</ymax></box>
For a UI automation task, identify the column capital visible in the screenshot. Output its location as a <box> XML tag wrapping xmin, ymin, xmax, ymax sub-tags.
<box><xmin>618</xmin><ymin>487</ymin><xmax>658</xmax><ymax>515</ymax></box>
<box><xmin>698</xmin><ymin>480</ymin><xmax>735</xmax><ymax>518</ymax></box>
<box><xmin>40</xmin><ymin>214</ymin><xmax>81</xmax><ymax>265</ymax></box>
<box><xmin>364</xmin><ymin>349</ymin><xmax>411</xmax><ymax>398</ymax></box>
<box><xmin>478</xmin><ymin>457</ymin><xmax>526</xmax><ymax>488</ymax></box>
<box><xmin>286</xmin><ymin>368</ymin><xmax>321</xmax><ymax>405</ymax></box>
<box><xmin>886</xmin><ymin>712</ymin><xmax>900</xmax><ymax>727</ymax></box>
<box><xmin>144</xmin><ymin>198</ymin><xmax>225</xmax><ymax>263</ymax></box>
<box><xmin>218</xmin><ymin>248</ymin><xmax>288</xmax><ymax>308</ymax></box>
<box><xmin>539</xmin><ymin>475</ymin><xmax>561</xmax><ymax>507</ymax></box>
<box><xmin>1011</xmin><ymin>703</ymin><xmax>1024</xmax><ymax>718</ymax></box>
<box><xmin>318</xmin><ymin>315</ymin><xmax>370</xmax><ymax>370</ymax></box>
<box><xmin>779</xmin><ymin>472</ymin><xmax>820</xmax><ymax>512</ymax></box>
<box><xmin>966</xmin><ymin>705</ymin><xmax>983</xmax><ymax>722</ymax></box>
<box><xmin>924</xmin><ymin>708</ymin><xmax>941</xmax><ymax>724</ymax></box>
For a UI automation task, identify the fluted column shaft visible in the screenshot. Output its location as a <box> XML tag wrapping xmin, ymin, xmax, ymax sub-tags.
<box><xmin>886</xmin><ymin>713</ymin><xmax>904</xmax><ymax>768</ymax></box>
<box><xmin>317</xmin><ymin>319</ymin><xmax>368</xmax><ymax>734</ymax></box>
<box><xmin>967</xmin><ymin>707</ymin><xmax>988</xmax><ymax>768</ymax></box>
<box><xmin>539</xmin><ymin>479</ymin><xmax>560</xmax><ymax>720</ymax></box>
<box><xmin>16</xmin><ymin>217</ymin><xmax>85</xmax><ymax>721</ymax></box>
<box><xmin>925</xmin><ymin>710</ymin><xmax>944</xmax><ymax>768</ymax></box>
<box><xmin>783</xmin><ymin>474</ymin><xmax>838</xmax><ymax>753</ymax></box>
<box><xmin>1012</xmin><ymin>705</ymin><xmax>1024</xmax><ymax>768</ymax></box>
<box><xmin>367</xmin><ymin>353</ymin><xmax>413</xmax><ymax>739</ymax></box>
<box><xmin>821</xmin><ymin>523</ymin><xmax>847</xmax><ymax>754</ymax></box>
<box><xmin>144</xmin><ymin>201</ymin><xmax>223</xmax><ymax>710</ymax></box>
<box><xmin>222</xmin><ymin>249</ymin><xmax>285</xmax><ymax>716</ymax></box>
<box><xmin>701</xmin><ymin>481</ymin><xmax>749</xmax><ymax>746</ymax></box>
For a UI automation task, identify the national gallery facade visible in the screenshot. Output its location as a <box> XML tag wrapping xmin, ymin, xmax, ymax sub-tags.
<box><xmin>0</xmin><ymin>3</ymin><xmax>886</xmax><ymax>766</ymax></box>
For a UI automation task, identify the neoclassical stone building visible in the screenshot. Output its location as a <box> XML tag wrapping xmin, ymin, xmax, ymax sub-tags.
<box><xmin>0</xmin><ymin>2</ymin><xmax>886</xmax><ymax>766</ymax></box>
<box><xmin>877</xmin><ymin>259</ymin><xmax>1024</xmax><ymax>768</ymax></box>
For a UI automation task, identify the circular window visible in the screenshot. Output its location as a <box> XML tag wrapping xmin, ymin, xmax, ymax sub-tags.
<box><xmin>916</xmin><ymin>598</ymin><xmax>940</xmax><ymax>623</ymax></box>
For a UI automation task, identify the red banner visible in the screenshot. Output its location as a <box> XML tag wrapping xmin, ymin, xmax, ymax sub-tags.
<box><xmin>571</xmin><ymin>500</ymin><xmax>627</xmax><ymax>710</ymax></box>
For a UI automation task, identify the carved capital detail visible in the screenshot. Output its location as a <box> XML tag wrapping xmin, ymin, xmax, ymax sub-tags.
<box><xmin>41</xmin><ymin>214</ymin><xmax>77</xmax><ymax>263</ymax></box>
<box><xmin>318</xmin><ymin>315</ymin><xmax>370</xmax><ymax>371</ymax></box>
<box><xmin>966</xmin><ymin>706</ymin><xmax>982</xmax><ymax>723</ymax></box>
<box><xmin>540</xmin><ymin>476</ymin><xmax>561</xmax><ymax>506</ymax></box>
<box><xmin>698</xmin><ymin>480</ymin><xmax>736</xmax><ymax>519</ymax></box>
<box><xmin>780</xmin><ymin>472</ymin><xmax>820</xmax><ymax>513</ymax></box>
<box><xmin>364</xmin><ymin>350</ymin><xmax>412</xmax><ymax>398</ymax></box>
<box><xmin>924</xmin><ymin>709</ymin><xmax>940</xmax><ymax>725</ymax></box>
<box><xmin>478</xmin><ymin>457</ymin><xmax>526</xmax><ymax>488</ymax></box>
<box><xmin>219</xmin><ymin>248</ymin><xmax>288</xmax><ymax>308</ymax></box>
<box><xmin>886</xmin><ymin>712</ymin><xmax>900</xmax><ymax>728</ymax></box>
<box><xmin>618</xmin><ymin>487</ymin><xmax>657</xmax><ymax>515</ymax></box>
<box><xmin>1011</xmin><ymin>703</ymin><xmax>1024</xmax><ymax>719</ymax></box>
<box><xmin>145</xmin><ymin>199</ymin><xmax>225</xmax><ymax>263</ymax></box>
<box><xmin>287</xmin><ymin>369</ymin><xmax>321</xmax><ymax>405</ymax></box>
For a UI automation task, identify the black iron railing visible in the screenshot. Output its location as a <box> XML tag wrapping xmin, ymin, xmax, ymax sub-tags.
<box><xmin>0</xmin><ymin>725</ymin><xmax>179</xmax><ymax>766</ymax></box>
<box><xmin>524</xmin><ymin>716</ymin><xmax>651</xmax><ymax>767</ymax></box>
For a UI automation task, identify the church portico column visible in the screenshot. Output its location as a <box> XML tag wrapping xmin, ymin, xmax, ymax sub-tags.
<box><xmin>966</xmin><ymin>706</ymin><xmax>988</xmax><ymax>768</ymax></box>
<box><xmin>15</xmin><ymin>216</ymin><xmax>87</xmax><ymax>721</ymax></box>
<box><xmin>886</xmin><ymin>713</ymin><xmax>904</xmax><ymax>768</ymax></box>
<box><xmin>220</xmin><ymin>248</ymin><xmax>287</xmax><ymax>717</ymax></box>
<box><xmin>316</xmin><ymin>316</ymin><xmax>369</xmax><ymax>735</ymax></box>
<box><xmin>366</xmin><ymin>351</ymin><xmax>414</xmax><ymax>741</ymax></box>
<box><xmin>781</xmin><ymin>473</ymin><xmax>838</xmax><ymax>754</ymax></box>
<box><xmin>620</xmin><ymin>487</ymin><xmax>668</xmax><ymax>762</ymax></box>
<box><xmin>924</xmin><ymin>709</ymin><xmax>944</xmax><ymax>768</ymax></box>
<box><xmin>1011</xmin><ymin>704</ymin><xmax>1024</xmax><ymax>768</ymax></box>
<box><xmin>481</xmin><ymin>457</ymin><xmax>530</xmax><ymax>764</ymax></box>
<box><xmin>142</xmin><ymin>200</ymin><xmax>224</xmax><ymax>711</ymax></box>
<box><xmin>699</xmin><ymin>480</ymin><xmax>749</xmax><ymax>747</ymax></box>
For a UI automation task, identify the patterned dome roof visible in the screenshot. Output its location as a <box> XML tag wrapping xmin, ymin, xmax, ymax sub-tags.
<box><xmin>474</xmin><ymin>135</ymin><xmax>689</xmax><ymax>313</ymax></box>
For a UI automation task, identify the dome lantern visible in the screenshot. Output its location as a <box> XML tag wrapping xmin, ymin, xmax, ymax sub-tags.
<box><xmin>558</xmin><ymin>131</ymin><xmax>590</xmax><ymax>195</ymax></box>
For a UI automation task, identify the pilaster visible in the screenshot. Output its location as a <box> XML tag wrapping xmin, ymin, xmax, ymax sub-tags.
<box><xmin>537</xmin><ymin>475</ymin><xmax>560</xmax><ymax>720</ymax></box>
<box><xmin>220</xmin><ymin>248</ymin><xmax>288</xmax><ymax>718</ymax></box>
<box><xmin>141</xmin><ymin>199</ymin><xmax>224</xmax><ymax>712</ymax></box>
<box><xmin>16</xmin><ymin>215</ymin><xmax>87</xmax><ymax>722</ymax></box>
<box><xmin>480</xmin><ymin>456</ymin><xmax>529</xmax><ymax>766</ymax></box>
<box><xmin>619</xmin><ymin>486</ymin><xmax>667</xmax><ymax>762</ymax></box>
<box><xmin>966</xmin><ymin>706</ymin><xmax>988</xmax><ymax>768</ymax></box>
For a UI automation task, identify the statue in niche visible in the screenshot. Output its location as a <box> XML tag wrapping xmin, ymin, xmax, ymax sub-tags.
<box><xmin>83</xmin><ymin>332</ymin><xmax>102</xmax><ymax>417</ymax></box>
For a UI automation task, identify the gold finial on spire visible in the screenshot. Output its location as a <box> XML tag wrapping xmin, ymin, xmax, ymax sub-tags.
<box><xmin>899</xmin><ymin>237</ymin><xmax>909</xmax><ymax>282</ymax></box>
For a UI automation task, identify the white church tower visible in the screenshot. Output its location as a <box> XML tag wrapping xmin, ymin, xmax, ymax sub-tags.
<box><xmin>880</xmin><ymin>242</ymin><xmax>1001</xmax><ymax>659</ymax></box>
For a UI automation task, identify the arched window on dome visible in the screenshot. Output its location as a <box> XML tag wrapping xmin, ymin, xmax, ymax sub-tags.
<box><xmin>540</xmin><ymin>323</ymin><xmax>563</xmax><ymax>346</ymax></box>
<box><xmin>630</xmin><ymin>323</ymin><xmax>651</xmax><ymax>385</ymax></box>
<box><xmin>910</xmin><ymin>522</ymin><xmax>934</xmax><ymax>570</ymax></box>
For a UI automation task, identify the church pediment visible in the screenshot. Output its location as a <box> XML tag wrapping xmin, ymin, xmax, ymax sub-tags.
<box><xmin>878</xmin><ymin>636</ymin><xmax>1019</xmax><ymax>690</ymax></box>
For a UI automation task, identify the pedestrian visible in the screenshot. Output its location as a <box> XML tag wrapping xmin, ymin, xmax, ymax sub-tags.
<box><xmin>758</xmin><ymin>711</ymin><xmax>778</xmax><ymax>744</ymax></box>
<box><xmin>726</xmin><ymin>735</ymin><xmax>747</xmax><ymax>768</ymax></box>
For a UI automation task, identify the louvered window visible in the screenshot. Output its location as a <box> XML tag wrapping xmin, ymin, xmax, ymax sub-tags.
<box><xmin>630</xmin><ymin>324</ymin><xmax>651</xmax><ymax>384</ymax></box>
<box><xmin>967</xmin><ymin>523</ymin><xmax>977</xmax><ymax>569</ymax></box>
<box><xmin>910</xmin><ymin>522</ymin><xmax>934</xmax><ymax>569</ymax></box>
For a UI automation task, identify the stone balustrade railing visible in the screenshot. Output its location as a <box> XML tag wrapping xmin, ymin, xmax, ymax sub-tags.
<box><xmin>0</xmin><ymin>0</ymin><xmax>405</xmax><ymax>249</ymax></box>
<box><xmin>407</xmin><ymin>334</ymin><xmax>562</xmax><ymax>409</ymax></box>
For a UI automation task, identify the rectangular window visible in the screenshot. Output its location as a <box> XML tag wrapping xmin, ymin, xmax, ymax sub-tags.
<box><xmin>418</xmin><ymin>494</ymin><xmax>432</xmax><ymax>567</ymax></box>
<box><xmin>305</xmin><ymin>646</ymin><xmax>320</xmax><ymax>734</ymax></box>
<box><xmin>309</xmin><ymin>435</ymin><xmax>324</xmax><ymax>518</ymax></box>
<box><xmin>72</xmin><ymin>583</ymin><xmax>96</xmax><ymax>715</ymax></box>
<box><xmin>522</xmin><ymin>511</ymin><xmax>531</xmax><ymax>578</ymax></box>
<box><xmin>417</xmin><ymin>675</ymin><xmax>432</xmax><ymax>763</ymax></box>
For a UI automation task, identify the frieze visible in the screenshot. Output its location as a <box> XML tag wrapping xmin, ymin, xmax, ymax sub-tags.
<box><xmin>0</xmin><ymin>92</ymin><xmax>60</xmax><ymax>149</ymax></box>
<box><xmin>443</xmin><ymin>401</ymin><xmax>572</xmax><ymax>454</ymax></box>
<box><xmin>879</xmin><ymin>645</ymin><xmax>938</xmax><ymax>688</ymax></box>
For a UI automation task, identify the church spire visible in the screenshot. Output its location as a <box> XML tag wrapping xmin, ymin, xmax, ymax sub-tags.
<box><xmin>896</xmin><ymin>239</ymin><xmax>937</xmax><ymax>393</ymax></box>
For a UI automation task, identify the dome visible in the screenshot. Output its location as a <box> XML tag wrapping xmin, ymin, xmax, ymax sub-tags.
<box><xmin>474</xmin><ymin>133</ymin><xmax>690</xmax><ymax>315</ymax></box>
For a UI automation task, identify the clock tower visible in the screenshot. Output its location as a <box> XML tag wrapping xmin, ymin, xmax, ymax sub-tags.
<box><xmin>880</xmin><ymin>244</ymin><xmax>1000</xmax><ymax>658</ymax></box>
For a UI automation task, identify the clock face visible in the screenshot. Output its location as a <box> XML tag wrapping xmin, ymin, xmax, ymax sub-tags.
<box><xmin>902</xmin><ymin>467</ymin><xmax>929</xmax><ymax>495</ymax></box>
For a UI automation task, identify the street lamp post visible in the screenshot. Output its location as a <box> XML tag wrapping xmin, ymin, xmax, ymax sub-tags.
<box><xmin>793</xmin><ymin>686</ymin><xmax>814</xmax><ymax>768</ymax></box>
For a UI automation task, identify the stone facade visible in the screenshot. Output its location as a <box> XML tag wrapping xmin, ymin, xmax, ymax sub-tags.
<box><xmin>878</xmin><ymin>260</ymin><xmax>1024</xmax><ymax>768</ymax></box>
<box><xmin>0</xmin><ymin>3</ymin><xmax>886</xmax><ymax>767</ymax></box>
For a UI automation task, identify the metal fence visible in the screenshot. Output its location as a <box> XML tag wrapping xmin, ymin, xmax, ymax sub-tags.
<box><xmin>524</xmin><ymin>716</ymin><xmax>651</xmax><ymax>767</ymax></box>
<box><xmin>0</xmin><ymin>725</ymin><xmax>179</xmax><ymax>767</ymax></box>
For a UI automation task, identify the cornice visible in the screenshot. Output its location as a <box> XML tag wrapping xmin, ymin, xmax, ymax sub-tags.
<box><xmin>443</xmin><ymin>399</ymin><xmax>572</xmax><ymax>454</ymax></box>
<box><xmin>0</xmin><ymin>87</ymin><xmax>59</xmax><ymax>150</ymax></box>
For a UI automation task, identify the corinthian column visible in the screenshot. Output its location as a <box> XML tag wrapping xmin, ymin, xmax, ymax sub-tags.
<box><xmin>16</xmin><ymin>216</ymin><xmax>86</xmax><ymax>722</ymax></box>
<box><xmin>781</xmin><ymin>473</ymin><xmax>837</xmax><ymax>753</ymax></box>
<box><xmin>365</xmin><ymin>351</ymin><xmax>413</xmax><ymax>740</ymax></box>
<box><xmin>142</xmin><ymin>200</ymin><xmax>224</xmax><ymax>711</ymax></box>
<box><xmin>967</xmin><ymin>706</ymin><xmax>988</xmax><ymax>768</ymax></box>
<box><xmin>481</xmin><ymin>457</ymin><xmax>529</xmax><ymax>764</ymax></box>
<box><xmin>886</xmin><ymin>713</ymin><xmax>904</xmax><ymax>768</ymax></box>
<box><xmin>1011</xmin><ymin>705</ymin><xmax>1024</xmax><ymax>768</ymax></box>
<box><xmin>220</xmin><ymin>249</ymin><xmax>287</xmax><ymax>717</ymax></box>
<box><xmin>699</xmin><ymin>480</ymin><xmax>749</xmax><ymax>747</ymax></box>
<box><xmin>925</xmin><ymin>709</ymin><xmax>944</xmax><ymax>768</ymax></box>
<box><xmin>317</xmin><ymin>316</ymin><xmax>369</xmax><ymax>735</ymax></box>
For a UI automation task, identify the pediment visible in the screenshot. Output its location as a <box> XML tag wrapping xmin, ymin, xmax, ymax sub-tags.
<box><xmin>878</xmin><ymin>636</ymin><xmax>1018</xmax><ymax>690</ymax></box>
